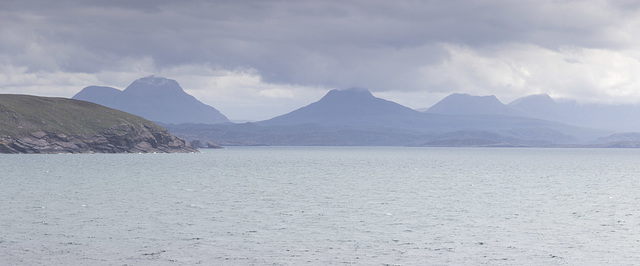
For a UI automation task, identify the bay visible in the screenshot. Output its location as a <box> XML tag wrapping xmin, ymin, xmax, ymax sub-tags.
<box><xmin>1</xmin><ymin>147</ymin><xmax>640</xmax><ymax>265</ymax></box>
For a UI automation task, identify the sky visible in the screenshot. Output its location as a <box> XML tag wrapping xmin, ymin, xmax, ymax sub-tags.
<box><xmin>2</xmin><ymin>0</ymin><xmax>640</xmax><ymax>121</ymax></box>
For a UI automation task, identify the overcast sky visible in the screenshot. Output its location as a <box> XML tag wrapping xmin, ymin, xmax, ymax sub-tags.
<box><xmin>2</xmin><ymin>0</ymin><xmax>640</xmax><ymax>121</ymax></box>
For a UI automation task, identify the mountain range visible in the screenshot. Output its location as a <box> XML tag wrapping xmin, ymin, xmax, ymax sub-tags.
<box><xmin>426</xmin><ymin>93</ymin><xmax>640</xmax><ymax>133</ymax></box>
<box><xmin>73</xmin><ymin>76</ymin><xmax>229</xmax><ymax>125</ymax></box>
<box><xmin>72</xmin><ymin>76</ymin><xmax>640</xmax><ymax>147</ymax></box>
<box><xmin>164</xmin><ymin>88</ymin><xmax>611</xmax><ymax>147</ymax></box>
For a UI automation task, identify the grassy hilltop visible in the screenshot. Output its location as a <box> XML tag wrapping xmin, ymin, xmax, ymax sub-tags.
<box><xmin>0</xmin><ymin>94</ymin><xmax>195</xmax><ymax>153</ymax></box>
<box><xmin>0</xmin><ymin>94</ymin><xmax>160</xmax><ymax>136</ymax></box>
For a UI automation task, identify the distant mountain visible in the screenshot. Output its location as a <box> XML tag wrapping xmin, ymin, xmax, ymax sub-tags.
<box><xmin>73</xmin><ymin>76</ymin><xmax>229</xmax><ymax>125</ymax></box>
<box><xmin>0</xmin><ymin>94</ymin><xmax>195</xmax><ymax>153</ymax></box>
<box><xmin>259</xmin><ymin>88</ymin><xmax>427</xmax><ymax>129</ymax></box>
<box><xmin>164</xmin><ymin>88</ymin><xmax>605</xmax><ymax>146</ymax></box>
<box><xmin>508</xmin><ymin>94</ymin><xmax>574</xmax><ymax>123</ymax></box>
<box><xmin>75</xmin><ymin>86</ymin><xmax>122</xmax><ymax>103</ymax></box>
<box><xmin>508</xmin><ymin>94</ymin><xmax>640</xmax><ymax>132</ymax></box>
<box><xmin>417</xmin><ymin>92</ymin><xmax>640</xmax><ymax>133</ymax></box>
<box><xmin>508</xmin><ymin>94</ymin><xmax>557</xmax><ymax>112</ymax></box>
<box><xmin>426</xmin><ymin>93</ymin><xmax>518</xmax><ymax>116</ymax></box>
<box><xmin>168</xmin><ymin>88</ymin><xmax>440</xmax><ymax>146</ymax></box>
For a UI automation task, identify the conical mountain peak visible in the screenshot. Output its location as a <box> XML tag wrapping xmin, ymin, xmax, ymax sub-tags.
<box><xmin>260</xmin><ymin>88</ymin><xmax>422</xmax><ymax>127</ymax></box>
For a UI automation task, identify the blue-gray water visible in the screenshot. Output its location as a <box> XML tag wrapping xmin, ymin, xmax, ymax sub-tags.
<box><xmin>2</xmin><ymin>147</ymin><xmax>640</xmax><ymax>265</ymax></box>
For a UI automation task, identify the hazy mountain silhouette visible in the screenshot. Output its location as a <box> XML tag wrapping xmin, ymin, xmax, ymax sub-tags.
<box><xmin>75</xmin><ymin>86</ymin><xmax>122</xmax><ymax>104</ymax></box>
<box><xmin>426</xmin><ymin>93</ymin><xmax>518</xmax><ymax>116</ymax></box>
<box><xmin>165</xmin><ymin>88</ymin><xmax>605</xmax><ymax>146</ymax></box>
<box><xmin>508</xmin><ymin>94</ymin><xmax>640</xmax><ymax>132</ymax></box>
<box><xmin>73</xmin><ymin>76</ymin><xmax>229</xmax><ymax>125</ymax></box>
<box><xmin>260</xmin><ymin>88</ymin><xmax>429</xmax><ymax>129</ymax></box>
<box><xmin>508</xmin><ymin>94</ymin><xmax>578</xmax><ymax>124</ymax></box>
<box><xmin>417</xmin><ymin>92</ymin><xmax>640</xmax><ymax>133</ymax></box>
<box><xmin>509</xmin><ymin>94</ymin><xmax>557</xmax><ymax>115</ymax></box>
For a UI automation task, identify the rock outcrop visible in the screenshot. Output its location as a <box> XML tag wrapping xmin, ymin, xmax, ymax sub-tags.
<box><xmin>0</xmin><ymin>94</ymin><xmax>196</xmax><ymax>154</ymax></box>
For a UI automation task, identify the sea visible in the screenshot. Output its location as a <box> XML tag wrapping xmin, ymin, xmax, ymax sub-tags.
<box><xmin>1</xmin><ymin>146</ymin><xmax>640</xmax><ymax>265</ymax></box>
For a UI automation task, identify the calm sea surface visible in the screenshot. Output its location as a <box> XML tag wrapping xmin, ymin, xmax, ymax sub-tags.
<box><xmin>2</xmin><ymin>147</ymin><xmax>640</xmax><ymax>265</ymax></box>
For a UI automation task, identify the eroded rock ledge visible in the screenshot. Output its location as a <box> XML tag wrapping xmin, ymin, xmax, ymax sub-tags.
<box><xmin>0</xmin><ymin>124</ymin><xmax>196</xmax><ymax>154</ymax></box>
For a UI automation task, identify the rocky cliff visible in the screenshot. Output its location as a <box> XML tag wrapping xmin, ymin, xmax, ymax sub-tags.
<box><xmin>0</xmin><ymin>94</ymin><xmax>196</xmax><ymax>154</ymax></box>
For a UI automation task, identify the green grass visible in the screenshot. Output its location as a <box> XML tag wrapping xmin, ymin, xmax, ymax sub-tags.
<box><xmin>0</xmin><ymin>94</ymin><xmax>163</xmax><ymax>137</ymax></box>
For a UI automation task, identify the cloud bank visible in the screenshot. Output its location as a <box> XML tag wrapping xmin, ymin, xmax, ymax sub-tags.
<box><xmin>2</xmin><ymin>0</ymin><xmax>640</xmax><ymax>120</ymax></box>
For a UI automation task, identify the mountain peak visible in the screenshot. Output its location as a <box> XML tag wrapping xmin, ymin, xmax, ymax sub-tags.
<box><xmin>260</xmin><ymin>87</ymin><xmax>421</xmax><ymax>127</ymax></box>
<box><xmin>124</xmin><ymin>75</ymin><xmax>184</xmax><ymax>96</ymax></box>
<box><xmin>137</xmin><ymin>75</ymin><xmax>171</xmax><ymax>85</ymax></box>
<box><xmin>427</xmin><ymin>93</ymin><xmax>516</xmax><ymax>116</ymax></box>
<box><xmin>319</xmin><ymin>88</ymin><xmax>375</xmax><ymax>103</ymax></box>
<box><xmin>508</xmin><ymin>94</ymin><xmax>562</xmax><ymax>121</ymax></box>
<box><xmin>508</xmin><ymin>94</ymin><xmax>555</xmax><ymax>106</ymax></box>
<box><xmin>73</xmin><ymin>76</ymin><xmax>229</xmax><ymax>124</ymax></box>
<box><xmin>327</xmin><ymin>87</ymin><xmax>373</xmax><ymax>95</ymax></box>
<box><xmin>73</xmin><ymin>86</ymin><xmax>122</xmax><ymax>103</ymax></box>
<box><xmin>445</xmin><ymin>93</ymin><xmax>500</xmax><ymax>102</ymax></box>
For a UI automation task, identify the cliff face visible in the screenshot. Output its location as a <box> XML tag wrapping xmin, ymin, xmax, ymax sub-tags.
<box><xmin>0</xmin><ymin>124</ymin><xmax>194</xmax><ymax>154</ymax></box>
<box><xmin>0</xmin><ymin>94</ymin><xmax>196</xmax><ymax>154</ymax></box>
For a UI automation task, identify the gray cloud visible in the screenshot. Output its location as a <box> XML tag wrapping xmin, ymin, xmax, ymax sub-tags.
<box><xmin>2</xmin><ymin>0</ymin><xmax>640</xmax><ymax>120</ymax></box>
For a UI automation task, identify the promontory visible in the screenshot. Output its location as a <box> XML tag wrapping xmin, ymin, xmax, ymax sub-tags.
<box><xmin>0</xmin><ymin>94</ymin><xmax>196</xmax><ymax>154</ymax></box>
